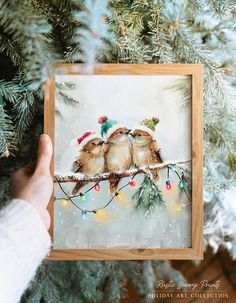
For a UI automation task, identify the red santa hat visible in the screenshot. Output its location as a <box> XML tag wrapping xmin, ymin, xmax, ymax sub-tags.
<box><xmin>71</xmin><ymin>131</ymin><xmax>102</xmax><ymax>149</ymax></box>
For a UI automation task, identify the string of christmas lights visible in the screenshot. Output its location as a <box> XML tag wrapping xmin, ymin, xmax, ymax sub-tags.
<box><xmin>165</xmin><ymin>164</ymin><xmax>191</xmax><ymax>201</ymax></box>
<box><xmin>55</xmin><ymin>172</ymin><xmax>139</xmax><ymax>220</ymax></box>
<box><xmin>54</xmin><ymin>161</ymin><xmax>191</xmax><ymax>220</ymax></box>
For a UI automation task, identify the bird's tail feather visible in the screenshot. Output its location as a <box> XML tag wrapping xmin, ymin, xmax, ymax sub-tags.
<box><xmin>148</xmin><ymin>168</ymin><xmax>160</xmax><ymax>184</ymax></box>
<box><xmin>109</xmin><ymin>179</ymin><xmax>120</xmax><ymax>195</ymax></box>
<box><xmin>71</xmin><ymin>181</ymin><xmax>89</xmax><ymax>195</ymax></box>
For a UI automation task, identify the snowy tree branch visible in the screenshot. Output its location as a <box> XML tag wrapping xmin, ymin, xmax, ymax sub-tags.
<box><xmin>54</xmin><ymin>160</ymin><xmax>191</xmax><ymax>183</ymax></box>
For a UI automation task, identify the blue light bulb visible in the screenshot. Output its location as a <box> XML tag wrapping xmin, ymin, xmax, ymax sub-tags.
<box><xmin>81</xmin><ymin>210</ymin><xmax>87</xmax><ymax>220</ymax></box>
<box><xmin>179</xmin><ymin>180</ymin><xmax>186</xmax><ymax>189</ymax></box>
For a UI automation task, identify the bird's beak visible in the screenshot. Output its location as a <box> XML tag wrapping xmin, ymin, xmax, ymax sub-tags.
<box><xmin>129</xmin><ymin>130</ymin><xmax>134</xmax><ymax>137</ymax></box>
<box><xmin>128</xmin><ymin>129</ymin><xmax>133</xmax><ymax>136</ymax></box>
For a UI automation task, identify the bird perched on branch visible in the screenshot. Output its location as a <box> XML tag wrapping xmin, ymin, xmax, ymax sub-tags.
<box><xmin>98</xmin><ymin>116</ymin><xmax>132</xmax><ymax>194</ymax></box>
<box><xmin>71</xmin><ymin>131</ymin><xmax>105</xmax><ymax>194</ymax></box>
<box><xmin>131</xmin><ymin>117</ymin><xmax>163</xmax><ymax>183</ymax></box>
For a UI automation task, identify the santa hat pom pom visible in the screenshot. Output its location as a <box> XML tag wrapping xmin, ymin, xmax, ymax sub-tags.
<box><xmin>98</xmin><ymin>116</ymin><xmax>108</xmax><ymax>124</ymax></box>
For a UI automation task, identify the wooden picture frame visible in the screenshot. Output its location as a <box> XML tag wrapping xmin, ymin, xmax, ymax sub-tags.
<box><xmin>44</xmin><ymin>64</ymin><xmax>203</xmax><ymax>260</ymax></box>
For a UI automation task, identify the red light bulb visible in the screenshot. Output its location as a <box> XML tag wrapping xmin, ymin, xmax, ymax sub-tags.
<box><xmin>129</xmin><ymin>180</ymin><xmax>136</xmax><ymax>187</ymax></box>
<box><xmin>166</xmin><ymin>180</ymin><xmax>172</xmax><ymax>190</ymax></box>
<box><xmin>94</xmin><ymin>183</ymin><xmax>101</xmax><ymax>192</ymax></box>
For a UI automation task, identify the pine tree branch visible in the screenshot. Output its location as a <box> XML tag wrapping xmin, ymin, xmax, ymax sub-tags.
<box><xmin>0</xmin><ymin>27</ymin><xmax>23</xmax><ymax>66</ymax></box>
<box><xmin>66</xmin><ymin>0</ymin><xmax>111</xmax><ymax>70</ymax></box>
<box><xmin>54</xmin><ymin>160</ymin><xmax>191</xmax><ymax>183</ymax></box>
<box><xmin>111</xmin><ymin>9</ymin><xmax>150</xmax><ymax>63</ymax></box>
<box><xmin>0</xmin><ymin>1</ymin><xmax>52</xmax><ymax>87</ymax></box>
<box><xmin>0</xmin><ymin>106</ymin><xmax>17</xmax><ymax>157</ymax></box>
<box><xmin>31</xmin><ymin>0</ymin><xmax>79</xmax><ymax>55</ymax></box>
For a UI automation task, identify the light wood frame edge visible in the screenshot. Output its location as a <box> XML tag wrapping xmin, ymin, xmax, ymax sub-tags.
<box><xmin>44</xmin><ymin>64</ymin><xmax>203</xmax><ymax>260</ymax></box>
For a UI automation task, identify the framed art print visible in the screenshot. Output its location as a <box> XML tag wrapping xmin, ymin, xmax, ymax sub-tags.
<box><xmin>44</xmin><ymin>64</ymin><xmax>203</xmax><ymax>260</ymax></box>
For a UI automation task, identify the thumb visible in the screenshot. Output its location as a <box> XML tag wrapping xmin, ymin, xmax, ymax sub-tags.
<box><xmin>35</xmin><ymin>134</ymin><xmax>53</xmax><ymax>176</ymax></box>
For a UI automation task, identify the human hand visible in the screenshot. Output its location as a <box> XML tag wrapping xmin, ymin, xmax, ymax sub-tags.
<box><xmin>11</xmin><ymin>134</ymin><xmax>53</xmax><ymax>230</ymax></box>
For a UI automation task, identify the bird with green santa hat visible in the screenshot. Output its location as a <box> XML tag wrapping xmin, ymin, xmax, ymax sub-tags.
<box><xmin>98</xmin><ymin>116</ymin><xmax>132</xmax><ymax>195</ymax></box>
<box><xmin>71</xmin><ymin>131</ymin><xmax>105</xmax><ymax>194</ymax></box>
<box><xmin>131</xmin><ymin>117</ymin><xmax>163</xmax><ymax>183</ymax></box>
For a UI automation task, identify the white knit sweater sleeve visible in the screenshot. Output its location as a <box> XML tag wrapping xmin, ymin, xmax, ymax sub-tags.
<box><xmin>0</xmin><ymin>199</ymin><xmax>51</xmax><ymax>303</ymax></box>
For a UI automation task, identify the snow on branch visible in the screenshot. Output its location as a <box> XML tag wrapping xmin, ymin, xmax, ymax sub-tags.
<box><xmin>54</xmin><ymin>160</ymin><xmax>191</xmax><ymax>183</ymax></box>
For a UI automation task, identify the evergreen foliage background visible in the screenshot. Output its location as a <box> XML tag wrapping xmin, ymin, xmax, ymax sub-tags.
<box><xmin>0</xmin><ymin>0</ymin><xmax>236</xmax><ymax>302</ymax></box>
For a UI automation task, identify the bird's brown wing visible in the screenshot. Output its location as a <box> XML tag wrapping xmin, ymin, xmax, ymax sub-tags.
<box><xmin>148</xmin><ymin>141</ymin><xmax>162</xmax><ymax>183</ymax></box>
<box><xmin>71</xmin><ymin>157</ymin><xmax>83</xmax><ymax>173</ymax></box>
<box><xmin>150</xmin><ymin>141</ymin><xmax>163</xmax><ymax>163</ymax></box>
<box><xmin>103</xmin><ymin>142</ymin><xmax>111</xmax><ymax>172</ymax></box>
<box><xmin>129</xmin><ymin>140</ymin><xmax>133</xmax><ymax>163</ymax></box>
<box><xmin>72</xmin><ymin>152</ymin><xmax>91</xmax><ymax>173</ymax></box>
<box><xmin>103</xmin><ymin>142</ymin><xmax>110</xmax><ymax>155</ymax></box>
<box><xmin>71</xmin><ymin>152</ymin><xmax>92</xmax><ymax>194</ymax></box>
<box><xmin>155</xmin><ymin>149</ymin><xmax>163</xmax><ymax>163</ymax></box>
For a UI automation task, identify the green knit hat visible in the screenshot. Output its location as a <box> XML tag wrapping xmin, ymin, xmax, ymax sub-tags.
<box><xmin>98</xmin><ymin>116</ymin><xmax>125</xmax><ymax>138</ymax></box>
<box><xmin>132</xmin><ymin>117</ymin><xmax>159</xmax><ymax>138</ymax></box>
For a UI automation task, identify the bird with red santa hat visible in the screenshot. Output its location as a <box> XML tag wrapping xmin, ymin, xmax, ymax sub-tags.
<box><xmin>71</xmin><ymin>131</ymin><xmax>105</xmax><ymax>194</ymax></box>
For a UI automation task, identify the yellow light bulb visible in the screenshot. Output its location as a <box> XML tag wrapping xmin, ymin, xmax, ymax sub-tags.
<box><xmin>94</xmin><ymin>209</ymin><xmax>114</xmax><ymax>224</ymax></box>
<box><xmin>60</xmin><ymin>199</ymin><xmax>69</xmax><ymax>208</ymax></box>
<box><xmin>115</xmin><ymin>192</ymin><xmax>129</xmax><ymax>206</ymax></box>
<box><xmin>168</xmin><ymin>201</ymin><xmax>182</xmax><ymax>214</ymax></box>
<box><xmin>175</xmin><ymin>205</ymin><xmax>182</xmax><ymax>213</ymax></box>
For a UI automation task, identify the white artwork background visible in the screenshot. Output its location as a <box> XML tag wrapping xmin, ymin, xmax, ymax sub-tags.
<box><xmin>54</xmin><ymin>75</ymin><xmax>192</xmax><ymax>249</ymax></box>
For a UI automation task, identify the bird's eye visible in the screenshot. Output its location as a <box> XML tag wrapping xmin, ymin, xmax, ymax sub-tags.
<box><xmin>120</xmin><ymin>131</ymin><xmax>123</xmax><ymax>134</ymax></box>
<box><xmin>92</xmin><ymin>142</ymin><xmax>96</xmax><ymax>145</ymax></box>
<box><xmin>138</xmin><ymin>134</ymin><xmax>141</xmax><ymax>137</ymax></box>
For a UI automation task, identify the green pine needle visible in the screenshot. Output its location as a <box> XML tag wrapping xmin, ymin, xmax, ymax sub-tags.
<box><xmin>132</xmin><ymin>175</ymin><xmax>165</xmax><ymax>216</ymax></box>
